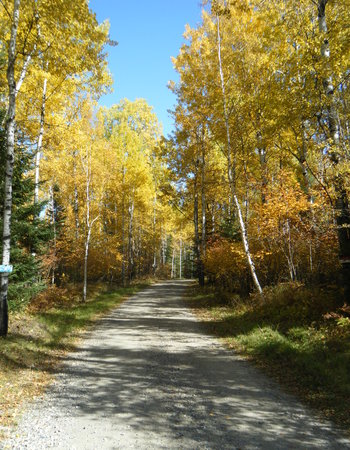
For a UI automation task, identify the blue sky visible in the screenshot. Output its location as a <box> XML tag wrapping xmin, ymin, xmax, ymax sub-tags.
<box><xmin>89</xmin><ymin>1</ymin><xmax>204</xmax><ymax>136</ymax></box>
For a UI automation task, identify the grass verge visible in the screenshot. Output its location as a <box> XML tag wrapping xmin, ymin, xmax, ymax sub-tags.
<box><xmin>186</xmin><ymin>283</ymin><xmax>350</xmax><ymax>434</ymax></box>
<box><xmin>0</xmin><ymin>283</ymin><xmax>147</xmax><ymax>439</ymax></box>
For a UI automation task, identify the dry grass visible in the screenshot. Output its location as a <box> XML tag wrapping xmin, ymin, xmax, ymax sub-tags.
<box><xmin>185</xmin><ymin>283</ymin><xmax>350</xmax><ymax>434</ymax></box>
<box><xmin>0</xmin><ymin>283</ymin><xmax>145</xmax><ymax>440</ymax></box>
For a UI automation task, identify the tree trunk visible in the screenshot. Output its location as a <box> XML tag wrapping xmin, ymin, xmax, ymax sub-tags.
<box><xmin>137</xmin><ymin>225</ymin><xmax>142</xmax><ymax>277</ymax></box>
<box><xmin>83</xmin><ymin>170</ymin><xmax>90</xmax><ymax>302</ymax></box>
<box><xmin>298</xmin><ymin>120</ymin><xmax>312</xmax><ymax>198</ymax></box>
<box><xmin>161</xmin><ymin>228</ymin><xmax>167</xmax><ymax>266</ymax></box>
<box><xmin>194</xmin><ymin>167</ymin><xmax>204</xmax><ymax>286</ymax></box>
<box><xmin>152</xmin><ymin>193</ymin><xmax>157</xmax><ymax>275</ymax></box>
<box><xmin>179</xmin><ymin>238</ymin><xmax>182</xmax><ymax>279</ymax></box>
<box><xmin>317</xmin><ymin>0</ymin><xmax>350</xmax><ymax>297</ymax></box>
<box><xmin>216</xmin><ymin>14</ymin><xmax>263</xmax><ymax>295</ymax></box>
<box><xmin>211</xmin><ymin>203</ymin><xmax>216</xmax><ymax>234</ymax></box>
<box><xmin>49</xmin><ymin>185</ymin><xmax>57</xmax><ymax>285</ymax></box>
<box><xmin>0</xmin><ymin>0</ymin><xmax>21</xmax><ymax>337</ymax></box>
<box><xmin>257</xmin><ymin>131</ymin><xmax>267</xmax><ymax>204</ymax></box>
<box><xmin>201</xmin><ymin>140</ymin><xmax>206</xmax><ymax>258</ymax></box>
<box><xmin>128</xmin><ymin>197</ymin><xmax>134</xmax><ymax>282</ymax></box>
<box><xmin>233</xmin><ymin>194</ymin><xmax>263</xmax><ymax>293</ymax></box>
<box><xmin>34</xmin><ymin>77</ymin><xmax>47</xmax><ymax>206</ymax></box>
<box><xmin>73</xmin><ymin>151</ymin><xmax>80</xmax><ymax>239</ymax></box>
<box><xmin>83</xmin><ymin>229</ymin><xmax>90</xmax><ymax>302</ymax></box>
<box><xmin>121</xmin><ymin>167</ymin><xmax>126</xmax><ymax>286</ymax></box>
<box><xmin>81</xmin><ymin>149</ymin><xmax>98</xmax><ymax>302</ymax></box>
<box><xmin>171</xmin><ymin>248</ymin><xmax>175</xmax><ymax>278</ymax></box>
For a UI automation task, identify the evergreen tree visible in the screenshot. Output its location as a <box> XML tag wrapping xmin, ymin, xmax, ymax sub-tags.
<box><xmin>0</xmin><ymin>115</ymin><xmax>52</xmax><ymax>310</ymax></box>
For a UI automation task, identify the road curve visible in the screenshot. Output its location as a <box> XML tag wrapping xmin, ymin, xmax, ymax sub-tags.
<box><xmin>3</xmin><ymin>280</ymin><xmax>350</xmax><ymax>449</ymax></box>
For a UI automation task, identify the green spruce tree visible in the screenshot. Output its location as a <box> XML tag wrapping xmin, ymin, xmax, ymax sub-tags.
<box><xmin>0</xmin><ymin>113</ymin><xmax>52</xmax><ymax>311</ymax></box>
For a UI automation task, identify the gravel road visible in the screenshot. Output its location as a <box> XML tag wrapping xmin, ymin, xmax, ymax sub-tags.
<box><xmin>2</xmin><ymin>280</ymin><xmax>350</xmax><ymax>449</ymax></box>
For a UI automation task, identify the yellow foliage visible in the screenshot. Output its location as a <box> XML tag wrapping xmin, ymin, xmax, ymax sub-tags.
<box><xmin>204</xmin><ymin>238</ymin><xmax>246</xmax><ymax>279</ymax></box>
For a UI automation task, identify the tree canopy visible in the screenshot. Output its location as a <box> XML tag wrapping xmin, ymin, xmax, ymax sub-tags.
<box><xmin>0</xmin><ymin>0</ymin><xmax>349</xmax><ymax>336</ymax></box>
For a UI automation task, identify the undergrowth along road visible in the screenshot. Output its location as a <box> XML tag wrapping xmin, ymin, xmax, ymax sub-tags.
<box><xmin>186</xmin><ymin>284</ymin><xmax>350</xmax><ymax>434</ymax></box>
<box><xmin>2</xmin><ymin>280</ymin><xmax>350</xmax><ymax>449</ymax></box>
<box><xmin>0</xmin><ymin>283</ymin><xmax>146</xmax><ymax>439</ymax></box>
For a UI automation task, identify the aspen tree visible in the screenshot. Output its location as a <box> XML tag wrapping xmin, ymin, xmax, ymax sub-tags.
<box><xmin>34</xmin><ymin>76</ymin><xmax>47</xmax><ymax>206</ymax></box>
<box><xmin>315</xmin><ymin>0</ymin><xmax>350</xmax><ymax>296</ymax></box>
<box><xmin>215</xmin><ymin>10</ymin><xmax>263</xmax><ymax>294</ymax></box>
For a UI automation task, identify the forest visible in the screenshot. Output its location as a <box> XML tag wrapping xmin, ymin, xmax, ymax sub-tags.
<box><xmin>168</xmin><ymin>0</ymin><xmax>350</xmax><ymax>295</ymax></box>
<box><xmin>0</xmin><ymin>0</ymin><xmax>189</xmax><ymax>337</ymax></box>
<box><xmin>0</xmin><ymin>0</ymin><xmax>350</xmax><ymax>333</ymax></box>
<box><xmin>0</xmin><ymin>0</ymin><xmax>350</xmax><ymax>435</ymax></box>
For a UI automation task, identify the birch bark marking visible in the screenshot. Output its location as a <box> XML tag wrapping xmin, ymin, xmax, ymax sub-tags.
<box><xmin>216</xmin><ymin>14</ymin><xmax>263</xmax><ymax>295</ymax></box>
<box><xmin>0</xmin><ymin>0</ymin><xmax>21</xmax><ymax>336</ymax></box>
<box><xmin>34</xmin><ymin>77</ymin><xmax>47</xmax><ymax>206</ymax></box>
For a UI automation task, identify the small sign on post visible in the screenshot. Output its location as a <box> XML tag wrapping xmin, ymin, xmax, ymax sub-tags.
<box><xmin>0</xmin><ymin>265</ymin><xmax>13</xmax><ymax>273</ymax></box>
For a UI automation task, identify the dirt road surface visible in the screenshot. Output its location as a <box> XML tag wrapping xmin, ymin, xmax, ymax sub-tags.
<box><xmin>3</xmin><ymin>280</ymin><xmax>350</xmax><ymax>449</ymax></box>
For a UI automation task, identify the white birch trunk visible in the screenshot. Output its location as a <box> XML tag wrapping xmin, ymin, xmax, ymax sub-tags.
<box><xmin>15</xmin><ymin>52</ymin><xmax>32</xmax><ymax>98</ymax></box>
<box><xmin>49</xmin><ymin>185</ymin><xmax>57</xmax><ymax>285</ymax></box>
<box><xmin>217</xmin><ymin>16</ymin><xmax>234</xmax><ymax>193</ymax></box>
<box><xmin>179</xmin><ymin>239</ymin><xmax>182</xmax><ymax>279</ymax></box>
<box><xmin>128</xmin><ymin>196</ymin><xmax>134</xmax><ymax>282</ymax></box>
<box><xmin>318</xmin><ymin>1</ymin><xmax>339</xmax><ymax>146</ymax></box>
<box><xmin>211</xmin><ymin>204</ymin><xmax>216</xmax><ymax>234</ymax></box>
<box><xmin>257</xmin><ymin>130</ymin><xmax>267</xmax><ymax>204</ymax></box>
<box><xmin>153</xmin><ymin>193</ymin><xmax>157</xmax><ymax>274</ymax></box>
<box><xmin>193</xmin><ymin>165</ymin><xmax>204</xmax><ymax>285</ymax></box>
<box><xmin>161</xmin><ymin>228</ymin><xmax>166</xmax><ymax>266</ymax></box>
<box><xmin>233</xmin><ymin>195</ymin><xmax>263</xmax><ymax>293</ymax></box>
<box><xmin>121</xmin><ymin>167</ymin><xmax>126</xmax><ymax>286</ymax></box>
<box><xmin>201</xmin><ymin>142</ymin><xmax>206</xmax><ymax>258</ymax></box>
<box><xmin>83</xmin><ymin>228</ymin><xmax>90</xmax><ymax>302</ymax></box>
<box><xmin>216</xmin><ymin>15</ymin><xmax>263</xmax><ymax>295</ymax></box>
<box><xmin>83</xmin><ymin>168</ymin><xmax>91</xmax><ymax>302</ymax></box>
<box><xmin>171</xmin><ymin>249</ymin><xmax>174</xmax><ymax>278</ymax></box>
<box><xmin>82</xmin><ymin>150</ymin><xmax>98</xmax><ymax>302</ymax></box>
<box><xmin>0</xmin><ymin>0</ymin><xmax>21</xmax><ymax>336</ymax></box>
<box><xmin>73</xmin><ymin>156</ymin><xmax>80</xmax><ymax>239</ymax></box>
<box><xmin>34</xmin><ymin>77</ymin><xmax>47</xmax><ymax>206</ymax></box>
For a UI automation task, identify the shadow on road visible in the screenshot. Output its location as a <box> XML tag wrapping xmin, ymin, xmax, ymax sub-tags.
<box><xmin>47</xmin><ymin>280</ymin><xmax>349</xmax><ymax>449</ymax></box>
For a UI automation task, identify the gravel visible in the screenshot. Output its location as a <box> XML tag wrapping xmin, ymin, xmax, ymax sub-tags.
<box><xmin>2</xmin><ymin>280</ymin><xmax>350</xmax><ymax>449</ymax></box>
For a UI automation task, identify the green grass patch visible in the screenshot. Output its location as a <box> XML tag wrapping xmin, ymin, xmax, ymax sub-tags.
<box><xmin>37</xmin><ymin>285</ymin><xmax>144</xmax><ymax>348</ymax></box>
<box><xmin>186</xmin><ymin>283</ymin><xmax>350</xmax><ymax>433</ymax></box>
<box><xmin>0</xmin><ymin>283</ymin><xmax>147</xmax><ymax>438</ymax></box>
